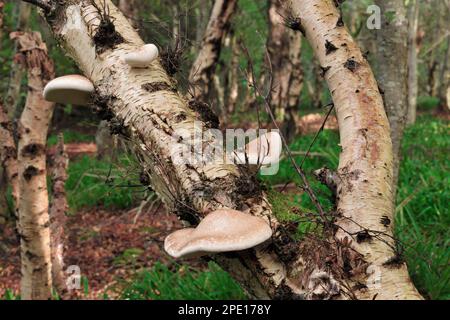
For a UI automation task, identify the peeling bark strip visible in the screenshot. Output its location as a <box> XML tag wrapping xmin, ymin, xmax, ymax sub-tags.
<box><xmin>189</xmin><ymin>0</ymin><xmax>237</xmax><ymax>103</ymax></box>
<box><xmin>49</xmin><ymin>134</ymin><xmax>69</xmax><ymax>296</ymax></box>
<box><xmin>0</xmin><ymin>103</ymin><xmax>19</xmax><ymax>211</ymax></box>
<box><xmin>291</xmin><ymin>0</ymin><xmax>422</xmax><ymax>299</ymax></box>
<box><xmin>15</xmin><ymin>31</ymin><xmax>55</xmax><ymax>300</ymax></box>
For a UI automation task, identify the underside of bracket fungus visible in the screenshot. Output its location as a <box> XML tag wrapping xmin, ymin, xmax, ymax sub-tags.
<box><xmin>123</xmin><ymin>44</ymin><xmax>159</xmax><ymax>68</ymax></box>
<box><xmin>164</xmin><ymin>208</ymin><xmax>273</xmax><ymax>258</ymax></box>
<box><xmin>234</xmin><ymin>131</ymin><xmax>282</xmax><ymax>166</ymax></box>
<box><xmin>43</xmin><ymin>75</ymin><xmax>94</xmax><ymax>105</ymax></box>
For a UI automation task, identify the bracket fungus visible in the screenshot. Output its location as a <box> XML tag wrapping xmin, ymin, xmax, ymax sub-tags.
<box><xmin>234</xmin><ymin>131</ymin><xmax>282</xmax><ymax>166</ymax></box>
<box><xmin>123</xmin><ymin>44</ymin><xmax>159</xmax><ymax>68</ymax></box>
<box><xmin>43</xmin><ymin>75</ymin><xmax>95</xmax><ymax>106</ymax></box>
<box><xmin>164</xmin><ymin>208</ymin><xmax>272</xmax><ymax>258</ymax></box>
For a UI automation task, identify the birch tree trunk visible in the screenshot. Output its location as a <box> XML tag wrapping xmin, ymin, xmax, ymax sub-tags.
<box><xmin>34</xmin><ymin>0</ymin><xmax>422</xmax><ymax>300</ymax></box>
<box><xmin>49</xmin><ymin>134</ymin><xmax>69</xmax><ymax>296</ymax></box>
<box><xmin>227</xmin><ymin>34</ymin><xmax>239</xmax><ymax>116</ymax></box>
<box><xmin>290</xmin><ymin>0</ymin><xmax>422</xmax><ymax>299</ymax></box>
<box><xmin>189</xmin><ymin>0</ymin><xmax>237</xmax><ymax>104</ymax></box>
<box><xmin>0</xmin><ymin>1</ymin><xmax>4</xmax><ymax>52</ymax></box>
<box><xmin>5</xmin><ymin>2</ymin><xmax>32</xmax><ymax>119</ymax></box>
<box><xmin>374</xmin><ymin>0</ymin><xmax>408</xmax><ymax>191</ymax></box>
<box><xmin>406</xmin><ymin>0</ymin><xmax>419</xmax><ymax>125</ymax></box>
<box><xmin>267</xmin><ymin>0</ymin><xmax>303</xmax><ymax>141</ymax></box>
<box><xmin>0</xmin><ymin>102</ymin><xmax>19</xmax><ymax>215</ymax></box>
<box><xmin>14</xmin><ymin>31</ymin><xmax>55</xmax><ymax>300</ymax></box>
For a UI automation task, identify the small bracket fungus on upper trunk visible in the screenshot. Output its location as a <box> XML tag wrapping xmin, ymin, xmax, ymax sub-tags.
<box><xmin>234</xmin><ymin>132</ymin><xmax>282</xmax><ymax>166</ymax></box>
<box><xmin>43</xmin><ymin>75</ymin><xmax>95</xmax><ymax>105</ymax></box>
<box><xmin>123</xmin><ymin>44</ymin><xmax>159</xmax><ymax>68</ymax></box>
<box><xmin>164</xmin><ymin>208</ymin><xmax>273</xmax><ymax>258</ymax></box>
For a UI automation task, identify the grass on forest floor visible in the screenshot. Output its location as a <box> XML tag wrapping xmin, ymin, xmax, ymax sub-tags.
<box><xmin>117</xmin><ymin>262</ymin><xmax>246</xmax><ymax>300</ymax></box>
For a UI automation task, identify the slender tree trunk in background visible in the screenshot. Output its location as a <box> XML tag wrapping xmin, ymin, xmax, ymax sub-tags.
<box><xmin>437</xmin><ymin>37</ymin><xmax>450</xmax><ymax>111</ymax></box>
<box><xmin>36</xmin><ymin>0</ymin><xmax>422</xmax><ymax>299</ymax></box>
<box><xmin>227</xmin><ymin>34</ymin><xmax>240</xmax><ymax>116</ymax></box>
<box><xmin>0</xmin><ymin>1</ymin><xmax>4</xmax><ymax>52</ymax></box>
<box><xmin>374</xmin><ymin>0</ymin><xmax>408</xmax><ymax>192</ymax></box>
<box><xmin>307</xmin><ymin>62</ymin><xmax>324</xmax><ymax>109</ymax></box>
<box><xmin>5</xmin><ymin>2</ymin><xmax>32</xmax><ymax>120</ymax></box>
<box><xmin>267</xmin><ymin>0</ymin><xmax>303</xmax><ymax>141</ymax></box>
<box><xmin>49</xmin><ymin>134</ymin><xmax>69</xmax><ymax>296</ymax></box>
<box><xmin>195</xmin><ymin>0</ymin><xmax>211</xmax><ymax>48</ymax></box>
<box><xmin>242</xmin><ymin>66</ymin><xmax>257</xmax><ymax>113</ymax></box>
<box><xmin>0</xmin><ymin>103</ymin><xmax>19</xmax><ymax>217</ymax></box>
<box><xmin>171</xmin><ymin>1</ymin><xmax>180</xmax><ymax>41</ymax></box>
<box><xmin>13</xmin><ymin>31</ymin><xmax>55</xmax><ymax>300</ymax></box>
<box><xmin>118</xmin><ymin>0</ymin><xmax>139</xmax><ymax>28</ymax></box>
<box><xmin>406</xmin><ymin>0</ymin><xmax>419</xmax><ymax>125</ymax></box>
<box><xmin>189</xmin><ymin>0</ymin><xmax>237</xmax><ymax>105</ymax></box>
<box><xmin>291</xmin><ymin>0</ymin><xmax>422</xmax><ymax>299</ymax></box>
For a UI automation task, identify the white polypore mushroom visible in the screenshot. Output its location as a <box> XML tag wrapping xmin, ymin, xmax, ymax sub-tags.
<box><xmin>43</xmin><ymin>75</ymin><xmax>95</xmax><ymax>106</ymax></box>
<box><xmin>123</xmin><ymin>44</ymin><xmax>159</xmax><ymax>68</ymax></box>
<box><xmin>164</xmin><ymin>208</ymin><xmax>272</xmax><ymax>258</ymax></box>
<box><xmin>234</xmin><ymin>131</ymin><xmax>282</xmax><ymax>166</ymax></box>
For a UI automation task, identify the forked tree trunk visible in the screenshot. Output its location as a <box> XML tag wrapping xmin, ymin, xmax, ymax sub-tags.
<box><xmin>5</xmin><ymin>2</ymin><xmax>32</xmax><ymax>119</ymax></box>
<box><xmin>189</xmin><ymin>0</ymin><xmax>237</xmax><ymax>103</ymax></box>
<box><xmin>290</xmin><ymin>0</ymin><xmax>421</xmax><ymax>299</ymax></box>
<box><xmin>49</xmin><ymin>133</ymin><xmax>69</xmax><ymax>296</ymax></box>
<box><xmin>36</xmin><ymin>0</ymin><xmax>421</xmax><ymax>300</ymax></box>
<box><xmin>14</xmin><ymin>31</ymin><xmax>55</xmax><ymax>300</ymax></box>
<box><xmin>267</xmin><ymin>0</ymin><xmax>303</xmax><ymax>141</ymax></box>
<box><xmin>406</xmin><ymin>0</ymin><xmax>419</xmax><ymax>125</ymax></box>
<box><xmin>374</xmin><ymin>0</ymin><xmax>408</xmax><ymax>191</ymax></box>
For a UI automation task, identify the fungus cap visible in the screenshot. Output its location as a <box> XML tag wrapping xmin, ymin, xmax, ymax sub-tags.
<box><xmin>164</xmin><ymin>208</ymin><xmax>272</xmax><ymax>258</ymax></box>
<box><xmin>124</xmin><ymin>44</ymin><xmax>159</xmax><ymax>68</ymax></box>
<box><xmin>235</xmin><ymin>131</ymin><xmax>282</xmax><ymax>166</ymax></box>
<box><xmin>43</xmin><ymin>75</ymin><xmax>94</xmax><ymax>106</ymax></box>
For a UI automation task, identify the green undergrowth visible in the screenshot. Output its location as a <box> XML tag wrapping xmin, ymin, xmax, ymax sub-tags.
<box><xmin>118</xmin><ymin>262</ymin><xmax>246</xmax><ymax>300</ymax></box>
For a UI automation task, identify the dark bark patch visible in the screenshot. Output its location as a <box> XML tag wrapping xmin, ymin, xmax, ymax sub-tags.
<box><xmin>187</xmin><ymin>100</ymin><xmax>220</xmax><ymax>129</ymax></box>
<box><xmin>334</xmin><ymin>0</ymin><xmax>346</xmax><ymax>6</ymax></box>
<box><xmin>383</xmin><ymin>255</ymin><xmax>404</xmax><ymax>269</ymax></box>
<box><xmin>356</xmin><ymin>230</ymin><xmax>372</xmax><ymax>243</ymax></box>
<box><xmin>344</xmin><ymin>58</ymin><xmax>360</xmax><ymax>72</ymax></box>
<box><xmin>174</xmin><ymin>112</ymin><xmax>187</xmax><ymax>123</ymax></box>
<box><xmin>325</xmin><ymin>40</ymin><xmax>338</xmax><ymax>55</ymax></box>
<box><xmin>282</xmin><ymin>15</ymin><xmax>305</xmax><ymax>36</ymax></box>
<box><xmin>93</xmin><ymin>19</ymin><xmax>124</xmax><ymax>54</ymax></box>
<box><xmin>3</xmin><ymin>146</ymin><xmax>17</xmax><ymax>160</ymax></box>
<box><xmin>91</xmin><ymin>94</ymin><xmax>115</xmax><ymax>121</ymax></box>
<box><xmin>21</xmin><ymin>143</ymin><xmax>45</xmax><ymax>159</ymax></box>
<box><xmin>380</xmin><ymin>216</ymin><xmax>391</xmax><ymax>227</ymax></box>
<box><xmin>23</xmin><ymin>166</ymin><xmax>42</xmax><ymax>181</ymax></box>
<box><xmin>320</xmin><ymin>66</ymin><xmax>331</xmax><ymax>77</ymax></box>
<box><xmin>109</xmin><ymin>118</ymin><xmax>128</xmax><ymax>136</ymax></box>
<box><xmin>142</xmin><ymin>82</ymin><xmax>175</xmax><ymax>93</ymax></box>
